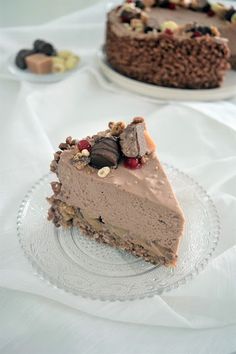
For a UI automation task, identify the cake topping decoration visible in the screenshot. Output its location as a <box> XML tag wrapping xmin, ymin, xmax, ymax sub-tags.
<box><xmin>144</xmin><ymin>25</ymin><xmax>154</xmax><ymax>33</ymax></box>
<box><xmin>72</xmin><ymin>154</ymin><xmax>90</xmax><ymax>170</ymax></box>
<box><xmin>119</xmin><ymin>121</ymin><xmax>148</xmax><ymax>157</ymax></box>
<box><xmin>57</xmin><ymin>118</ymin><xmax>156</xmax><ymax>172</ymax></box>
<box><xmin>231</xmin><ymin>13</ymin><xmax>236</xmax><ymax>23</ymax></box>
<box><xmin>90</xmin><ymin>137</ymin><xmax>120</xmax><ymax>169</ymax></box>
<box><xmin>59</xmin><ymin>142</ymin><xmax>70</xmax><ymax>150</ymax></box>
<box><xmin>109</xmin><ymin>121</ymin><xmax>126</xmax><ymax>136</ymax></box>
<box><xmin>192</xmin><ymin>31</ymin><xmax>202</xmax><ymax>38</ymax></box>
<box><xmin>97</xmin><ymin>166</ymin><xmax>111</xmax><ymax>178</ymax></box>
<box><xmin>77</xmin><ymin>139</ymin><xmax>92</xmax><ymax>152</ymax></box>
<box><xmin>132</xmin><ymin>116</ymin><xmax>145</xmax><ymax>124</ymax></box>
<box><xmin>167</xmin><ymin>2</ymin><xmax>176</xmax><ymax>10</ymax></box>
<box><xmin>118</xmin><ymin>0</ymin><xmax>236</xmax><ymax>37</ymax></box>
<box><xmin>81</xmin><ymin>149</ymin><xmax>90</xmax><ymax>157</ymax></box>
<box><xmin>51</xmin><ymin>182</ymin><xmax>62</xmax><ymax>195</ymax></box>
<box><xmin>224</xmin><ymin>7</ymin><xmax>236</xmax><ymax>22</ymax></box>
<box><xmin>131</xmin><ymin>18</ymin><xmax>145</xmax><ymax>31</ymax></box>
<box><xmin>186</xmin><ymin>25</ymin><xmax>219</xmax><ymax>37</ymax></box>
<box><xmin>120</xmin><ymin>9</ymin><xmax>139</xmax><ymax>23</ymax></box>
<box><xmin>124</xmin><ymin>157</ymin><xmax>141</xmax><ymax>169</ymax></box>
<box><xmin>160</xmin><ymin>21</ymin><xmax>178</xmax><ymax>32</ymax></box>
<box><xmin>207</xmin><ymin>9</ymin><xmax>215</xmax><ymax>17</ymax></box>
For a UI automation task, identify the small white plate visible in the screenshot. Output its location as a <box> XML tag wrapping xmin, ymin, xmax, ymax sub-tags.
<box><xmin>8</xmin><ymin>54</ymin><xmax>82</xmax><ymax>84</ymax></box>
<box><xmin>97</xmin><ymin>48</ymin><xmax>236</xmax><ymax>101</ymax></box>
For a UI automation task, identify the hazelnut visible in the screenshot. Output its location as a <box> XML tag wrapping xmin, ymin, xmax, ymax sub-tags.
<box><xmin>124</xmin><ymin>23</ymin><xmax>132</xmax><ymax>31</ymax></box>
<box><xmin>66</xmin><ymin>136</ymin><xmax>73</xmax><ymax>145</ymax></box>
<box><xmin>59</xmin><ymin>142</ymin><xmax>69</xmax><ymax>150</ymax></box>
<box><xmin>108</xmin><ymin>121</ymin><xmax>115</xmax><ymax>129</ymax></box>
<box><xmin>72</xmin><ymin>152</ymin><xmax>83</xmax><ymax>161</ymax></box>
<box><xmin>211</xmin><ymin>3</ymin><xmax>227</xmax><ymax>17</ymax></box>
<box><xmin>51</xmin><ymin>182</ymin><xmax>61</xmax><ymax>194</ymax></box>
<box><xmin>130</xmin><ymin>18</ymin><xmax>144</xmax><ymax>32</ymax></box>
<box><xmin>98</xmin><ymin>166</ymin><xmax>111</xmax><ymax>178</ymax></box>
<box><xmin>160</xmin><ymin>21</ymin><xmax>178</xmax><ymax>32</ymax></box>
<box><xmin>211</xmin><ymin>26</ymin><xmax>220</xmax><ymax>37</ymax></box>
<box><xmin>81</xmin><ymin>149</ymin><xmax>90</xmax><ymax>157</ymax></box>
<box><xmin>231</xmin><ymin>13</ymin><xmax>236</xmax><ymax>23</ymax></box>
<box><xmin>111</xmin><ymin>121</ymin><xmax>126</xmax><ymax>136</ymax></box>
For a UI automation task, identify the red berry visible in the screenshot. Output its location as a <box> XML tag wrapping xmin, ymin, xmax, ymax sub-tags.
<box><xmin>127</xmin><ymin>0</ymin><xmax>134</xmax><ymax>2</ymax></box>
<box><xmin>207</xmin><ymin>9</ymin><xmax>215</xmax><ymax>17</ymax></box>
<box><xmin>164</xmin><ymin>28</ymin><xmax>174</xmax><ymax>36</ymax></box>
<box><xmin>193</xmin><ymin>31</ymin><xmax>202</xmax><ymax>38</ymax></box>
<box><xmin>168</xmin><ymin>2</ymin><xmax>176</xmax><ymax>10</ymax></box>
<box><xmin>77</xmin><ymin>139</ymin><xmax>91</xmax><ymax>152</ymax></box>
<box><xmin>124</xmin><ymin>157</ymin><xmax>141</xmax><ymax>169</ymax></box>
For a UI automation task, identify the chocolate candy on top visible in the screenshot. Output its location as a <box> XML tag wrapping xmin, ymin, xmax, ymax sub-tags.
<box><xmin>119</xmin><ymin>122</ymin><xmax>148</xmax><ymax>158</ymax></box>
<box><xmin>90</xmin><ymin>137</ymin><xmax>120</xmax><ymax>169</ymax></box>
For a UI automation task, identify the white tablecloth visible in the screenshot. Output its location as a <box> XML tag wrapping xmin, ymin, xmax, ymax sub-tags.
<box><xmin>0</xmin><ymin>2</ymin><xmax>236</xmax><ymax>353</ymax></box>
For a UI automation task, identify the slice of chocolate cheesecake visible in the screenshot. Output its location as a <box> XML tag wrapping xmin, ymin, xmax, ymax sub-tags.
<box><xmin>48</xmin><ymin>118</ymin><xmax>185</xmax><ymax>266</ymax></box>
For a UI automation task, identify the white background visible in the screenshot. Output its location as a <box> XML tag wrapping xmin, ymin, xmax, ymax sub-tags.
<box><xmin>0</xmin><ymin>1</ymin><xmax>236</xmax><ymax>353</ymax></box>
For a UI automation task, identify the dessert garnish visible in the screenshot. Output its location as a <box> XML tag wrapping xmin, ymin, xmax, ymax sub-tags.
<box><xmin>77</xmin><ymin>139</ymin><xmax>92</xmax><ymax>152</ymax></box>
<box><xmin>116</xmin><ymin>0</ymin><xmax>236</xmax><ymax>35</ymax></box>
<box><xmin>65</xmin><ymin>117</ymin><xmax>156</xmax><ymax>173</ymax></box>
<box><xmin>90</xmin><ymin>137</ymin><xmax>120</xmax><ymax>169</ymax></box>
<box><xmin>51</xmin><ymin>117</ymin><xmax>156</xmax><ymax>176</ymax></box>
<box><xmin>119</xmin><ymin>121</ymin><xmax>149</xmax><ymax>157</ymax></box>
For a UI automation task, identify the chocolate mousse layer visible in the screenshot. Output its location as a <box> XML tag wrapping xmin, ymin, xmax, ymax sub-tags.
<box><xmin>105</xmin><ymin>8</ymin><xmax>230</xmax><ymax>89</ymax></box>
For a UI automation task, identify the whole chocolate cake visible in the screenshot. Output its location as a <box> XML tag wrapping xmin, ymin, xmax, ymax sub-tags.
<box><xmin>105</xmin><ymin>0</ymin><xmax>236</xmax><ymax>89</ymax></box>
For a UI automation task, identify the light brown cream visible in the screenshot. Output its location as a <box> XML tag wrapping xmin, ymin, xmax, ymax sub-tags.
<box><xmin>56</xmin><ymin>149</ymin><xmax>185</xmax><ymax>257</ymax></box>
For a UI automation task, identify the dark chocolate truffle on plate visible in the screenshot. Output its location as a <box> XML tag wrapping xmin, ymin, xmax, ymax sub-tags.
<box><xmin>15</xmin><ymin>49</ymin><xmax>35</xmax><ymax>70</ymax></box>
<box><xmin>33</xmin><ymin>39</ymin><xmax>57</xmax><ymax>56</ymax></box>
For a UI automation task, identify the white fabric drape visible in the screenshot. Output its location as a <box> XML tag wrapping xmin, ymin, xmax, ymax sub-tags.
<box><xmin>0</xmin><ymin>2</ymin><xmax>236</xmax><ymax>352</ymax></box>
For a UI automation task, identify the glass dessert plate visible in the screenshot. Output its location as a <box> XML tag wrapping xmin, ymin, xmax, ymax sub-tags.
<box><xmin>17</xmin><ymin>164</ymin><xmax>220</xmax><ymax>301</ymax></box>
<box><xmin>8</xmin><ymin>54</ymin><xmax>82</xmax><ymax>83</ymax></box>
<box><xmin>97</xmin><ymin>48</ymin><xmax>236</xmax><ymax>102</ymax></box>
